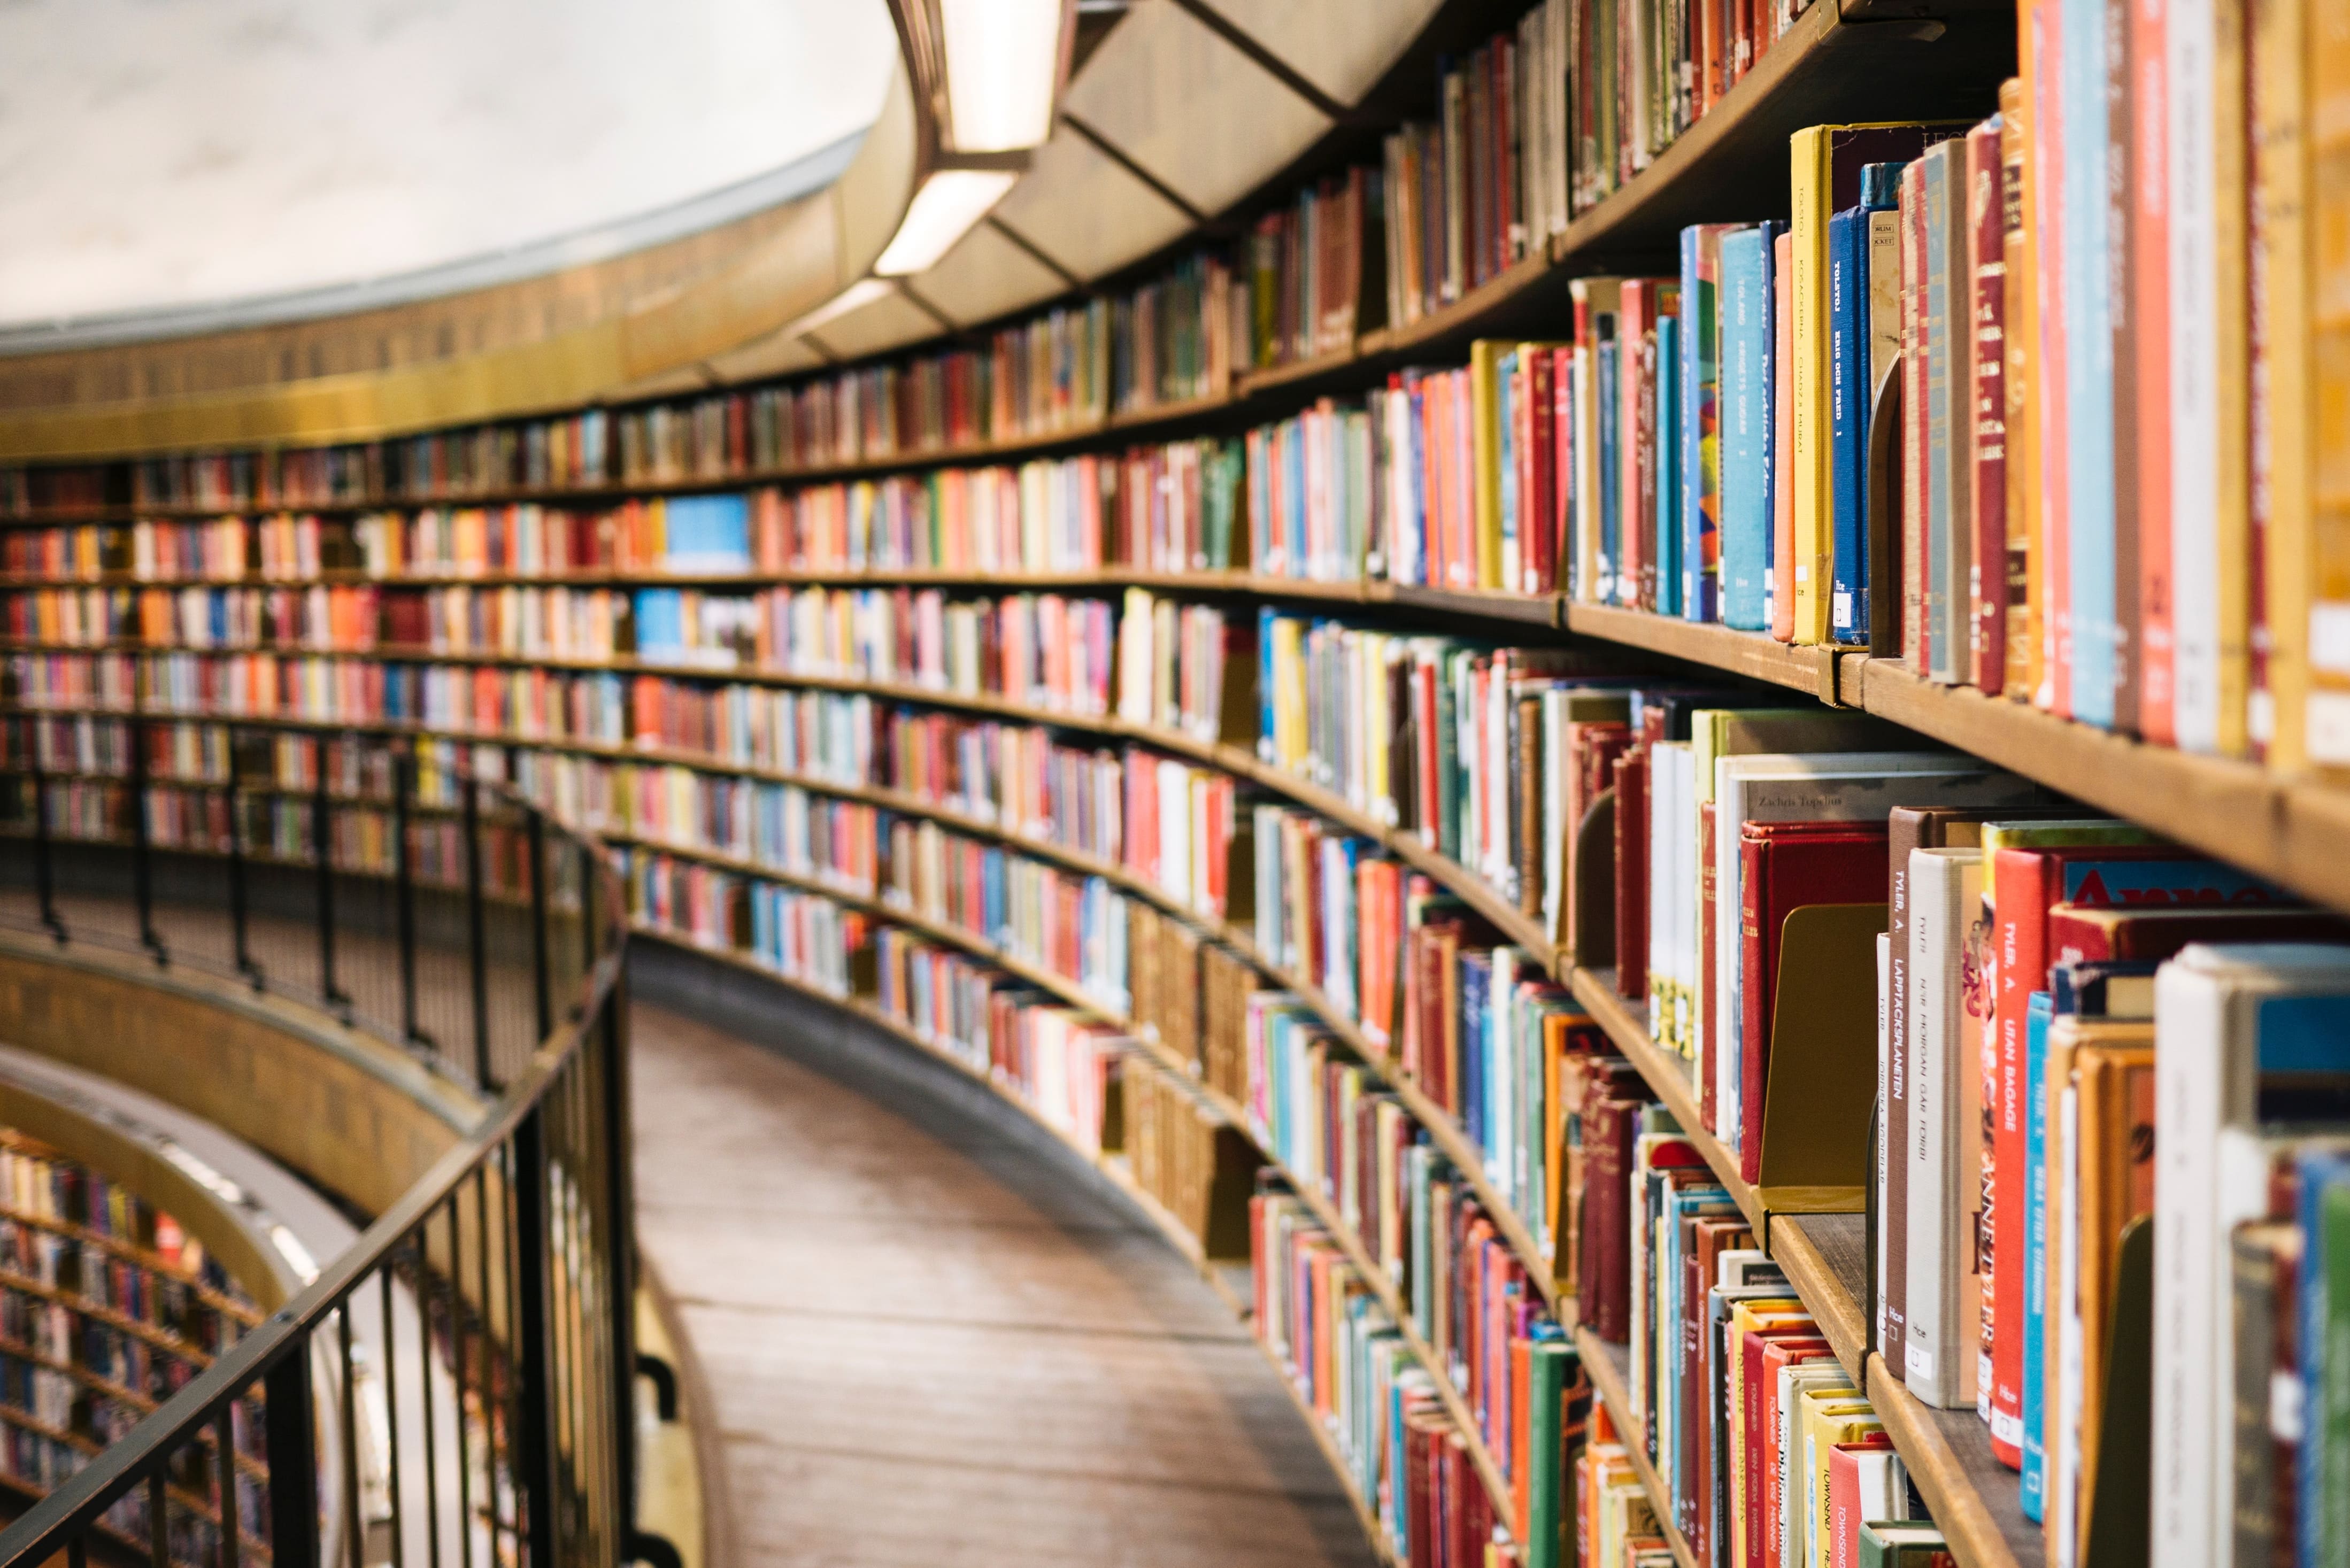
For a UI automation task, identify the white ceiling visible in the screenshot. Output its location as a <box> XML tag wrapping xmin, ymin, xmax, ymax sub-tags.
<box><xmin>0</xmin><ymin>0</ymin><xmax>899</xmax><ymax>333</ymax></box>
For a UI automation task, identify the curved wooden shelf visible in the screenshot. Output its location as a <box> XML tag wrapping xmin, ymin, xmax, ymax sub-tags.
<box><xmin>1573</xmin><ymin>1326</ymin><xmax>1702</xmax><ymax>1568</ymax></box>
<box><xmin>0</xmin><ymin>1205</ymin><xmax>263</xmax><ymax>1327</ymax></box>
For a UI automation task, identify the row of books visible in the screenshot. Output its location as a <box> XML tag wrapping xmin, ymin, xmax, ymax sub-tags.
<box><xmin>5</xmin><ymin>585</ymin><xmax>381</xmax><ymax>652</ymax></box>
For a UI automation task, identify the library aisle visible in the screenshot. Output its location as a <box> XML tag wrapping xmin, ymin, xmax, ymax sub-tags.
<box><xmin>627</xmin><ymin>988</ymin><xmax>1377</xmax><ymax>1568</ymax></box>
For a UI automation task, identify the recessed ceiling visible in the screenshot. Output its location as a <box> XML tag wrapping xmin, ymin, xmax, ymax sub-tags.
<box><xmin>0</xmin><ymin>0</ymin><xmax>900</xmax><ymax>335</ymax></box>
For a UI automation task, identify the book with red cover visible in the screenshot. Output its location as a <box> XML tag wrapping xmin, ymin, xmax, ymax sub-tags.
<box><xmin>1699</xmin><ymin>798</ymin><xmax>1721</xmax><ymax>1127</ymax></box>
<box><xmin>2043</xmin><ymin>901</ymin><xmax>2347</xmax><ymax>964</ymax></box>
<box><xmin>1827</xmin><ymin>1435</ymin><xmax>1899</xmax><ymax>1568</ymax></box>
<box><xmin>1614</xmin><ymin>744</ymin><xmax>1651</xmax><ymax>998</ymax></box>
<box><xmin>1737</xmin><ymin>821</ymin><xmax>1892</xmax><ymax>1181</ymax></box>
<box><xmin>1984</xmin><ymin>845</ymin><xmax>2291</xmax><ymax>1466</ymax></box>
<box><xmin>1580</xmin><ymin>1091</ymin><xmax>1645</xmax><ymax>1339</ymax></box>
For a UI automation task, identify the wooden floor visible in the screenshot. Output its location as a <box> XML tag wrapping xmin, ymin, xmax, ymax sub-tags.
<box><xmin>627</xmin><ymin>976</ymin><xmax>1380</xmax><ymax>1568</ymax></box>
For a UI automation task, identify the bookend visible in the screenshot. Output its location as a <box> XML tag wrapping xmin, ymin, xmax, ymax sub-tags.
<box><xmin>1756</xmin><ymin>901</ymin><xmax>1890</xmax><ymax>1225</ymax></box>
<box><xmin>1574</xmin><ymin>792</ymin><xmax>1617</xmax><ymax>970</ymax></box>
<box><xmin>2081</xmin><ymin>1215</ymin><xmax>2152</xmax><ymax>1568</ymax></box>
<box><xmin>1205</xmin><ymin>1126</ymin><xmax>1259</xmax><ymax>1261</ymax></box>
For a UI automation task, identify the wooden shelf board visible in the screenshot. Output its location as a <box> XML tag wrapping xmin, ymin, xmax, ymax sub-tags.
<box><xmin>1571</xmin><ymin>1327</ymin><xmax>1703</xmax><ymax>1568</ymax></box>
<box><xmin>1566</xmin><ymin>968</ymin><xmax>1760</xmax><ymax>1230</ymax></box>
<box><xmin>1382</xmin><ymin>583</ymin><xmax>1563</xmax><ymax>628</ymax></box>
<box><xmin>1857</xmin><ymin>655</ymin><xmax>2350</xmax><ymax>913</ymax></box>
<box><xmin>1563</xmin><ymin>603</ymin><xmax>1832</xmax><ymax>696</ymax></box>
<box><xmin>1864</xmin><ymin>1361</ymin><xmax>2041</xmax><ymax>1568</ymax></box>
<box><xmin>1769</xmin><ymin>1214</ymin><xmax>1869</xmax><ymax>1385</ymax></box>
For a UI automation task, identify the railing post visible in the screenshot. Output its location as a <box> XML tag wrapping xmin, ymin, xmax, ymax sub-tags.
<box><xmin>529</xmin><ymin>808</ymin><xmax>552</xmax><ymax>1041</ymax></box>
<box><xmin>394</xmin><ymin>743</ymin><xmax>426</xmax><ymax>1049</ymax></box>
<box><xmin>315</xmin><ymin>744</ymin><xmax>349</xmax><ymax>1019</ymax></box>
<box><xmin>511</xmin><ymin>1110</ymin><xmax>561</xmax><ymax>1568</ymax></box>
<box><xmin>129</xmin><ymin>715</ymin><xmax>165</xmax><ymax>967</ymax></box>
<box><xmin>265</xmin><ymin>1345</ymin><xmax>320</xmax><ymax>1568</ymax></box>
<box><xmin>465</xmin><ymin>776</ymin><xmax>494</xmax><ymax>1092</ymax></box>
<box><xmin>29</xmin><ymin>727</ymin><xmax>64</xmax><ymax>946</ymax></box>
<box><xmin>225</xmin><ymin>728</ymin><xmax>263</xmax><ymax>991</ymax></box>
<box><xmin>600</xmin><ymin>981</ymin><xmax>641</xmax><ymax>1545</ymax></box>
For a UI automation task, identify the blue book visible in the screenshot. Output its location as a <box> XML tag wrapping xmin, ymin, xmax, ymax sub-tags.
<box><xmin>2020</xmin><ymin>988</ymin><xmax>2055</xmax><ymax>1521</ymax></box>
<box><xmin>1719</xmin><ymin>226</ymin><xmax>1774</xmax><ymax>630</ymax></box>
<box><xmin>1598</xmin><ymin>335</ymin><xmax>1621</xmax><ymax>605</ymax></box>
<box><xmin>663</xmin><ymin>493</ymin><xmax>752</xmax><ymax>569</ymax></box>
<box><xmin>633</xmin><ymin>589</ymin><xmax>682</xmax><ymax>654</ymax></box>
<box><xmin>1827</xmin><ymin>195</ymin><xmax>1878</xmax><ymax>645</ymax></box>
<box><xmin>1656</xmin><ymin>315</ymin><xmax>1682</xmax><ymax>618</ymax></box>
<box><xmin>2061</xmin><ymin>0</ymin><xmax>2118</xmax><ymax>727</ymax></box>
<box><xmin>1256</xmin><ymin>606</ymin><xmax>1278</xmax><ymax>761</ymax></box>
<box><xmin>1460</xmin><ymin>952</ymin><xmax>1489</xmax><ymax>1150</ymax></box>
<box><xmin>1284</xmin><ymin>420</ymin><xmax>1308</xmax><ymax>572</ymax></box>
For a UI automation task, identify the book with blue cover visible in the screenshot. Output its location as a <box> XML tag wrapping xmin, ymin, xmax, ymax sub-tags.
<box><xmin>661</xmin><ymin>494</ymin><xmax>752</xmax><ymax>570</ymax></box>
<box><xmin>1598</xmin><ymin>335</ymin><xmax>1622</xmax><ymax>607</ymax></box>
<box><xmin>1681</xmin><ymin>225</ymin><xmax>1736</xmax><ymax>624</ymax></box>
<box><xmin>1829</xmin><ymin>164</ymin><xmax>1904</xmax><ymax>645</ymax></box>
<box><xmin>1719</xmin><ymin>223</ymin><xmax>1783</xmax><ymax>631</ymax></box>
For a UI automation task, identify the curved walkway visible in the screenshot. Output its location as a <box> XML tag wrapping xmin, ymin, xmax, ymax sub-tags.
<box><xmin>628</xmin><ymin>946</ymin><xmax>1378</xmax><ymax>1568</ymax></box>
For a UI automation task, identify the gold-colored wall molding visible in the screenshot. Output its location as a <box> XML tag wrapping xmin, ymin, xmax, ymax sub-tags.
<box><xmin>0</xmin><ymin>57</ymin><xmax>919</xmax><ymax>463</ymax></box>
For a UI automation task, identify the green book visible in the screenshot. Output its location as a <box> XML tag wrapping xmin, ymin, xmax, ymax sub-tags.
<box><xmin>1858</xmin><ymin>1521</ymin><xmax>1953</xmax><ymax>1566</ymax></box>
<box><xmin>1527</xmin><ymin>1337</ymin><xmax>1571</xmax><ymax>1568</ymax></box>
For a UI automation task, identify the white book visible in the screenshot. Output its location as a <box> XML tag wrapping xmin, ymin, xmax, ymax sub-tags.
<box><xmin>1671</xmin><ymin>741</ymin><xmax>1700</xmax><ymax>1064</ymax></box>
<box><xmin>1905</xmin><ymin>846</ymin><xmax>1984</xmax><ymax>1408</ymax></box>
<box><xmin>1709</xmin><ymin>754</ymin><xmax>2036</xmax><ymax>1145</ymax></box>
<box><xmin>2152</xmin><ymin>943</ymin><xmax>2350</xmax><ymax>1568</ymax></box>
<box><xmin>2167</xmin><ymin>0</ymin><xmax>2220</xmax><ymax>753</ymax></box>
<box><xmin>1650</xmin><ymin>740</ymin><xmax>1684</xmax><ymax>1047</ymax></box>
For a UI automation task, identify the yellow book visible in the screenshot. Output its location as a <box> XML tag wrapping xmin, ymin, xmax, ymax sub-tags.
<box><xmin>1800</xmin><ymin>1399</ymin><xmax>1884</xmax><ymax>1568</ymax></box>
<box><xmin>2296</xmin><ymin>0</ymin><xmax>2350</xmax><ymax>773</ymax></box>
<box><xmin>1726</xmin><ymin>1301</ymin><xmax>1810</xmax><ymax>1568</ymax></box>
<box><xmin>2255</xmin><ymin>0</ymin><xmax>2313</xmax><ymax>765</ymax></box>
<box><xmin>1471</xmin><ymin>340</ymin><xmax>1507</xmax><ymax>590</ymax></box>
<box><xmin>1790</xmin><ymin>122</ymin><xmax>1968</xmax><ymax>647</ymax></box>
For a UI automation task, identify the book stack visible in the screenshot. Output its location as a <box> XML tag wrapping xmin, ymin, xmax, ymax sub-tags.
<box><xmin>1243</xmin><ymin>168</ymin><xmax>1387</xmax><ymax>369</ymax></box>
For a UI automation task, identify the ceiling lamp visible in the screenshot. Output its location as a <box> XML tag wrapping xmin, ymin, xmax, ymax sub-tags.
<box><xmin>874</xmin><ymin>167</ymin><xmax>1020</xmax><ymax>275</ymax></box>
<box><xmin>939</xmin><ymin>0</ymin><xmax>1070</xmax><ymax>154</ymax></box>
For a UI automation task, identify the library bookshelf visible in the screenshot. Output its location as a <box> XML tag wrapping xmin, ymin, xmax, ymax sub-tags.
<box><xmin>6</xmin><ymin>0</ymin><xmax>2313</xmax><ymax>1558</ymax></box>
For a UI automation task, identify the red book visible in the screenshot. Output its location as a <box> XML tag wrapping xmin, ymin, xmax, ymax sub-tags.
<box><xmin>1967</xmin><ymin>119</ymin><xmax>2008</xmax><ymax>691</ymax></box>
<box><xmin>1827</xmin><ymin>1435</ymin><xmax>1898</xmax><ymax>1568</ymax></box>
<box><xmin>1579</xmin><ymin>1088</ymin><xmax>1654</xmax><ymax>1340</ymax></box>
<box><xmin>1525</xmin><ymin>350</ymin><xmax>1557</xmax><ymax>593</ymax></box>
<box><xmin>1613</xmin><ymin>745</ymin><xmax>1650</xmax><ymax>999</ymax></box>
<box><xmin>2044</xmin><ymin>900</ymin><xmax>2347</xmax><ymax>964</ymax></box>
<box><xmin>1737</xmin><ymin>821</ymin><xmax>1890</xmax><ymax>1181</ymax></box>
<box><xmin>1983</xmin><ymin>844</ymin><xmax>2291</xmax><ymax>1464</ymax></box>
<box><xmin>1404</xmin><ymin>1404</ymin><xmax>1442</xmax><ymax>1567</ymax></box>
<box><xmin>1699</xmin><ymin>798</ymin><xmax>1721</xmax><ymax>1127</ymax></box>
<box><xmin>1552</xmin><ymin>347</ymin><xmax>1576</xmax><ymax>597</ymax></box>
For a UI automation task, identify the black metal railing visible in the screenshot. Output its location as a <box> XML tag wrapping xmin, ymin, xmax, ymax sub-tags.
<box><xmin>0</xmin><ymin>715</ymin><xmax>640</xmax><ymax>1568</ymax></box>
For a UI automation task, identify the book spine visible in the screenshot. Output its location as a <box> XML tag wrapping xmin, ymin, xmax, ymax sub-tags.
<box><xmin>1790</xmin><ymin>127</ymin><xmax>1833</xmax><ymax>645</ymax></box>
<box><xmin>1903</xmin><ymin>164</ymin><xmax>1930</xmax><ymax>670</ymax></box>
<box><xmin>2061</xmin><ymin>0</ymin><xmax>2118</xmax><ymax>728</ymax></box>
<box><xmin>1828</xmin><ymin>206</ymin><xmax>1868</xmax><ymax>645</ymax></box>
<box><xmin>1904</xmin><ymin>849</ymin><xmax>1949</xmax><ymax>1405</ymax></box>
<box><xmin>1722</xmin><ymin>231</ymin><xmax>1771</xmax><ymax>631</ymax></box>
<box><xmin>1923</xmin><ymin>146</ymin><xmax>1958</xmax><ymax>682</ymax></box>
<box><xmin>1969</xmin><ymin>119</ymin><xmax>2010</xmax><ymax>692</ymax></box>
<box><xmin>2030</xmin><ymin>0</ymin><xmax>2074</xmax><ymax>718</ymax></box>
<box><xmin>1773</xmin><ymin>230</ymin><xmax>1798</xmax><ymax>642</ymax></box>
<box><xmin>2002</xmin><ymin>80</ymin><xmax>2041</xmax><ymax>701</ymax></box>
